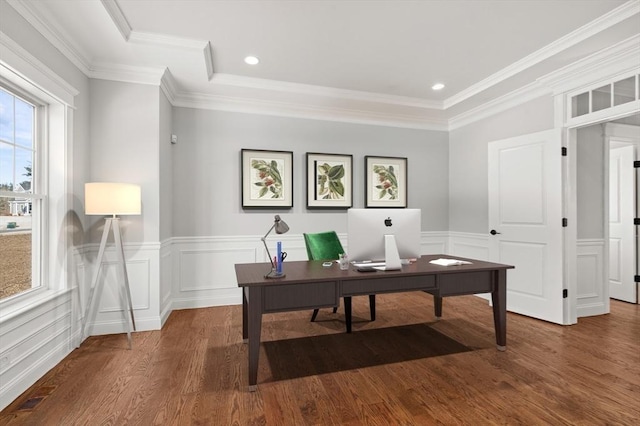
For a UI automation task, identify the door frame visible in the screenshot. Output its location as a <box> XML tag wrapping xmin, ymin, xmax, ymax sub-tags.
<box><xmin>540</xmin><ymin>41</ymin><xmax>639</xmax><ymax>322</ymax></box>
<box><xmin>564</xmin><ymin>113</ymin><xmax>640</xmax><ymax>324</ymax></box>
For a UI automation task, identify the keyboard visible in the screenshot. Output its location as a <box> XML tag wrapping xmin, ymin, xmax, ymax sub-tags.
<box><xmin>352</xmin><ymin>261</ymin><xmax>386</xmax><ymax>268</ymax></box>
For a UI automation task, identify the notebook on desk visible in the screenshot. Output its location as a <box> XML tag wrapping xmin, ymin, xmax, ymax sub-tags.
<box><xmin>429</xmin><ymin>258</ymin><xmax>472</xmax><ymax>266</ymax></box>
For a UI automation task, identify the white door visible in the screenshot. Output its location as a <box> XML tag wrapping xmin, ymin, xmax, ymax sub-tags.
<box><xmin>488</xmin><ymin>129</ymin><xmax>565</xmax><ymax>324</ymax></box>
<box><xmin>609</xmin><ymin>145</ymin><xmax>637</xmax><ymax>303</ymax></box>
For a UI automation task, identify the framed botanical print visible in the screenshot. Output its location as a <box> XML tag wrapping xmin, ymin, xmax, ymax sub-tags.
<box><xmin>241</xmin><ymin>149</ymin><xmax>293</xmax><ymax>208</ymax></box>
<box><xmin>365</xmin><ymin>155</ymin><xmax>407</xmax><ymax>208</ymax></box>
<box><xmin>306</xmin><ymin>152</ymin><xmax>353</xmax><ymax>209</ymax></box>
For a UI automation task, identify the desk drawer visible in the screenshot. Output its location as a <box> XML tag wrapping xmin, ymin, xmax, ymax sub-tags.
<box><xmin>263</xmin><ymin>281</ymin><xmax>338</xmax><ymax>312</ymax></box>
<box><xmin>343</xmin><ymin>275</ymin><xmax>435</xmax><ymax>295</ymax></box>
<box><xmin>437</xmin><ymin>271</ymin><xmax>493</xmax><ymax>296</ymax></box>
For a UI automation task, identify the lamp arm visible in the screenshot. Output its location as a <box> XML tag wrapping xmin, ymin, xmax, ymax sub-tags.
<box><xmin>262</xmin><ymin>223</ymin><xmax>276</xmax><ymax>241</ymax></box>
<box><xmin>261</xmin><ymin>223</ymin><xmax>277</xmax><ymax>269</ymax></box>
<box><xmin>262</xmin><ymin>238</ymin><xmax>276</xmax><ymax>269</ymax></box>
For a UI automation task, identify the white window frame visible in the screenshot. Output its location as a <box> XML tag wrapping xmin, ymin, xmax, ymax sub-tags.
<box><xmin>0</xmin><ymin>82</ymin><xmax>45</xmax><ymax>300</ymax></box>
<box><xmin>0</xmin><ymin>32</ymin><xmax>77</xmax><ymax>317</ymax></box>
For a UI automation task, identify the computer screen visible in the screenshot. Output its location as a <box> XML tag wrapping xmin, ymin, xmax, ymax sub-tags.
<box><xmin>347</xmin><ymin>208</ymin><xmax>421</xmax><ymax>263</ymax></box>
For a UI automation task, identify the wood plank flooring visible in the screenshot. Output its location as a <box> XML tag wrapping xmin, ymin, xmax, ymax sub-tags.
<box><xmin>1</xmin><ymin>293</ymin><xmax>638</xmax><ymax>425</ymax></box>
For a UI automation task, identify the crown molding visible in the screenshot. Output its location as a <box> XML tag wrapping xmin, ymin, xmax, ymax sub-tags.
<box><xmin>101</xmin><ymin>2</ymin><xmax>216</xmax><ymax>83</ymax></box>
<box><xmin>443</xmin><ymin>0</ymin><xmax>640</xmax><ymax>109</ymax></box>
<box><xmin>210</xmin><ymin>73</ymin><xmax>442</xmax><ymax>110</ymax></box>
<box><xmin>538</xmin><ymin>34</ymin><xmax>640</xmax><ymax>95</ymax></box>
<box><xmin>6</xmin><ymin>0</ymin><xmax>92</xmax><ymax>75</ymax></box>
<box><xmin>450</xmin><ymin>31</ymin><xmax>640</xmax><ymax>130</ymax></box>
<box><xmin>448</xmin><ymin>82</ymin><xmax>552</xmax><ymax>130</ymax></box>
<box><xmin>100</xmin><ymin>0</ymin><xmax>132</xmax><ymax>41</ymax></box>
<box><xmin>172</xmin><ymin>91</ymin><xmax>448</xmax><ymax>130</ymax></box>
<box><xmin>89</xmin><ymin>62</ymin><xmax>167</xmax><ymax>86</ymax></box>
<box><xmin>0</xmin><ymin>31</ymin><xmax>79</xmax><ymax>106</ymax></box>
<box><xmin>159</xmin><ymin>68</ymin><xmax>178</xmax><ymax>104</ymax></box>
<box><xmin>7</xmin><ymin>0</ymin><xmax>638</xmax><ymax>131</ymax></box>
<box><xmin>127</xmin><ymin>32</ymin><xmax>215</xmax><ymax>82</ymax></box>
<box><xmin>127</xmin><ymin>30</ymin><xmax>208</xmax><ymax>51</ymax></box>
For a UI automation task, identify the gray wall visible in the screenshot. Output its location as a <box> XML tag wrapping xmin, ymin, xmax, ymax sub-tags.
<box><xmin>171</xmin><ymin>108</ymin><xmax>449</xmax><ymax>237</ymax></box>
<box><xmin>576</xmin><ymin>124</ymin><xmax>605</xmax><ymax>239</ymax></box>
<box><xmin>448</xmin><ymin>96</ymin><xmax>555</xmax><ymax>233</ymax></box>
<box><xmin>88</xmin><ymin>80</ymin><xmax>161</xmax><ymax>243</ymax></box>
<box><xmin>159</xmin><ymin>90</ymin><xmax>173</xmax><ymax>241</ymax></box>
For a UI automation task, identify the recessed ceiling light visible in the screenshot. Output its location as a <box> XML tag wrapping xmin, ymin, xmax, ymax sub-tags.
<box><xmin>244</xmin><ymin>56</ymin><xmax>260</xmax><ymax>65</ymax></box>
<box><xmin>432</xmin><ymin>83</ymin><xmax>445</xmax><ymax>91</ymax></box>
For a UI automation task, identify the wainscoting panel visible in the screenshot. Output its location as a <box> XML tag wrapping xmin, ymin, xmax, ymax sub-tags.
<box><xmin>171</xmin><ymin>235</ymin><xmax>305</xmax><ymax>309</ymax></box>
<box><xmin>449</xmin><ymin>232</ymin><xmax>491</xmax><ymax>260</ymax></box>
<box><xmin>96</xmin><ymin>259</ymin><xmax>151</xmax><ymax>311</ymax></box>
<box><xmin>178</xmin><ymin>248</ymin><xmax>252</xmax><ymax>292</ymax></box>
<box><xmin>420</xmin><ymin>232</ymin><xmax>449</xmax><ymax>255</ymax></box>
<box><xmin>0</xmin><ymin>290</ymin><xmax>74</xmax><ymax>411</ymax></box>
<box><xmin>78</xmin><ymin>242</ymin><xmax>161</xmax><ymax>336</ymax></box>
<box><xmin>169</xmin><ymin>232</ymin><xmax>459</xmax><ymax>310</ymax></box>
<box><xmin>159</xmin><ymin>241</ymin><xmax>173</xmax><ymax>327</ymax></box>
<box><xmin>609</xmin><ymin>237</ymin><xmax>621</xmax><ymax>282</ymax></box>
<box><xmin>448</xmin><ymin>232</ymin><xmax>491</xmax><ymax>299</ymax></box>
<box><xmin>576</xmin><ymin>239</ymin><xmax>608</xmax><ymax>317</ymax></box>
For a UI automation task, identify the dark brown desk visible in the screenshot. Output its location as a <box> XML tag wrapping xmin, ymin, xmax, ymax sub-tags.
<box><xmin>235</xmin><ymin>254</ymin><xmax>514</xmax><ymax>390</ymax></box>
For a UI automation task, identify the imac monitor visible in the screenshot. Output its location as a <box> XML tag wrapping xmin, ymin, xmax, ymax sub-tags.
<box><xmin>347</xmin><ymin>208</ymin><xmax>421</xmax><ymax>269</ymax></box>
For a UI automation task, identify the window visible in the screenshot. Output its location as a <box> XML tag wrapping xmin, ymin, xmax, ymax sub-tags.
<box><xmin>0</xmin><ymin>36</ymin><xmax>75</xmax><ymax>315</ymax></box>
<box><xmin>0</xmin><ymin>84</ymin><xmax>42</xmax><ymax>300</ymax></box>
<box><xmin>570</xmin><ymin>73</ymin><xmax>639</xmax><ymax>119</ymax></box>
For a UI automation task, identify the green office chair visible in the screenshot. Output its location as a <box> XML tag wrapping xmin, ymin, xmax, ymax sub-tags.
<box><xmin>304</xmin><ymin>231</ymin><xmax>376</xmax><ymax>331</ymax></box>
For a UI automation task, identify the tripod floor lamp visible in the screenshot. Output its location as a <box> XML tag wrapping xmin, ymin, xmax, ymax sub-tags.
<box><xmin>82</xmin><ymin>182</ymin><xmax>141</xmax><ymax>349</ymax></box>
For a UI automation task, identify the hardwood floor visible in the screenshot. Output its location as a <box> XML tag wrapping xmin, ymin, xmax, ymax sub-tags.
<box><xmin>1</xmin><ymin>293</ymin><xmax>638</xmax><ymax>425</ymax></box>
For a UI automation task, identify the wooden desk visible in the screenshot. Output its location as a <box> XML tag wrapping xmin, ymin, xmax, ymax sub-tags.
<box><xmin>235</xmin><ymin>254</ymin><xmax>514</xmax><ymax>390</ymax></box>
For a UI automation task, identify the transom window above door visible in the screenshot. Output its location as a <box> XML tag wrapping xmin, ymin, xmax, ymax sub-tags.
<box><xmin>571</xmin><ymin>73</ymin><xmax>639</xmax><ymax>120</ymax></box>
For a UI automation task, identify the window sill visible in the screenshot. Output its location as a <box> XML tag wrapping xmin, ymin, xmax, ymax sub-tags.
<box><xmin>0</xmin><ymin>287</ymin><xmax>73</xmax><ymax>323</ymax></box>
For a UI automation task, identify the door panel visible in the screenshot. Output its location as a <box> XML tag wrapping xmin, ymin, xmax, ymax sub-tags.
<box><xmin>609</xmin><ymin>145</ymin><xmax>636</xmax><ymax>302</ymax></box>
<box><xmin>489</xmin><ymin>129</ymin><xmax>565</xmax><ymax>324</ymax></box>
<box><xmin>499</xmin><ymin>144</ymin><xmax>545</xmax><ymax>224</ymax></box>
<box><xmin>499</xmin><ymin>241</ymin><xmax>545</xmax><ymax>297</ymax></box>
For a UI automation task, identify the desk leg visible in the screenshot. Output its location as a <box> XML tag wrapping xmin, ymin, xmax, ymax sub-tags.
<box><xmin>247</xmin><ymin>287</ymin><xmax>263</xmax><ymax>391</ymax></box>
<box><xmin>242</xmin><ymin>287</ymin><xmax>248</xmax><ymax>341</ymax></box>
<box><xmin>434</xmin><ymin>295</ymin><xmax>443</xmax><ymax>319</ymax></box>
<box><xmin>368</xmin><ymin>295</ymin><xmax>376</xmax><ymax>321</ymax></box>
<box><xmin>491</xmin><ymin>269</ymin><xmax>507</xmax><ymax>351</ymax></box>
<box><xmin>344</xmin><ymin>297</ymin><xmax>352</xmax><ymax>333</ymax></box>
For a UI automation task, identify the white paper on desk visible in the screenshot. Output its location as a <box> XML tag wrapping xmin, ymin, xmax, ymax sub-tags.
<box><xmin>371</xmin><ymin>265</ymin><xmax>401</xmax><ymax>271</ymax></box>
<box><xmin>429</xmin><ymin>258</ymin><xmax>472</xmax><ymax>266</ymax></box>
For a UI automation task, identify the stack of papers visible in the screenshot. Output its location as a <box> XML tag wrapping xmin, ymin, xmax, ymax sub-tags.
<box><xmin>429</xmin><ymin>258</ymin><xmax>472</xmax><ymax>266</ymax></box>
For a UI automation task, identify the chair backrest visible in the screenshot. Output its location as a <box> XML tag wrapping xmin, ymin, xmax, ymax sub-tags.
<box><xmin>303</xmin><ymin>231</ymin><xmax>345</xmax><ymax>261</ymax></box>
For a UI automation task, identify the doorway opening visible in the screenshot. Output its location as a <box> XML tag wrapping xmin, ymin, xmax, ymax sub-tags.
<box><xmin>572</xmin><ymin>113</ymin><xmax>639</xmax><ymax>320</ymax></box>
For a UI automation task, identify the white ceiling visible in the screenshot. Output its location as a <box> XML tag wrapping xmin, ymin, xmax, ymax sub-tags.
<box><xmin>5</xmin><ymin>0</ymin><xmax>640</xmax><ymax>127</ymax></box>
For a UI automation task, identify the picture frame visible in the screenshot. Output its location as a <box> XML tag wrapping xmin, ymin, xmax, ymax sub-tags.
<box><xmin>365</xmin><ymin>155</ymin><xmax>407</xmax><ymax>208</ymax></box>
<box><xmin>241</xmin><ymin>149</ymin><xmax>293</xmax><ymax>208</ymax></box>
<box><xmin>306</xmin><ymin>152</ymin><xmax>353</xmax><ymax>209</ymax></box>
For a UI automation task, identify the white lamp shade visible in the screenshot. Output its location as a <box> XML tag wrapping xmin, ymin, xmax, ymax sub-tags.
<box><xmin>85</xmin><ymin>182</ymin><xmax>141</xmax><ymax>215</ymax></box>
